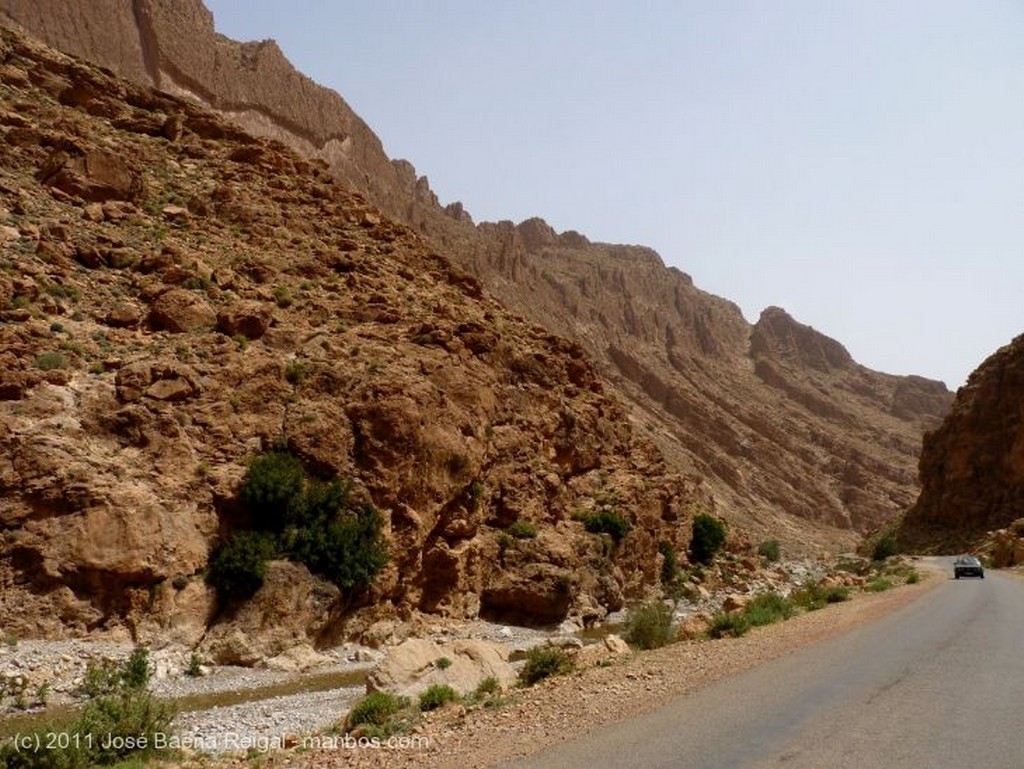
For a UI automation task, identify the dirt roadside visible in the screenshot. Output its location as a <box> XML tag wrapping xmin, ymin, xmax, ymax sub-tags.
<box><xmin>232</xmin><ymin>560</ymin><xmax>943</xmax><ymax>769</ymax></box>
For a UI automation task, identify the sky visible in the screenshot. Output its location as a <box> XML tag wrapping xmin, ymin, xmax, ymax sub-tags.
<box><xmin>203</xmin><ymin>0</ymin><xmax>1024</xmax><ymax>389</ymax></box>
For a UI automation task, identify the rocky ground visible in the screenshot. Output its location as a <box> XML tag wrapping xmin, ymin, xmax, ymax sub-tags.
<box><xmin>1</xmin><ymin>556</ymin><xmax>898</xmax><ymax>765</ymax></box>
<box><xmin>266</xmin><ymin>559</ymin><xmax>944</xmax><ymax>769</ymax></box>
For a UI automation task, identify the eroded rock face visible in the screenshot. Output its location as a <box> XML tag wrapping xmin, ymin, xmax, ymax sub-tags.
<box><xmin>0</xmin><ymin>27</ymin><xmax>698</xmax><ymax>644</ymax></box>
<box><xmin>898</xmin><ymin>335</ymin><xmax>1024</xmax><ymax>550</ymax></box>
<box><xmin>0</xmin><ymin>0</ymin><xmax>954</xmax><ymax>554</ymax></box>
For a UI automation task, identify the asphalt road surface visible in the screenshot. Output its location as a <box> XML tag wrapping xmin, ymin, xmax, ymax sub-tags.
<box><xmin>505</xmin><ymin>558</ymin><xmax>1024</xmax><ymax>769</ymax></box>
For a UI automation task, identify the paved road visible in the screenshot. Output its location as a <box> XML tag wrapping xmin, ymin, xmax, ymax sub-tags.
<box><xmin>505</xmin><ymin>559</ymin><xmax>1024</xmax><ymax>769</ymax></box>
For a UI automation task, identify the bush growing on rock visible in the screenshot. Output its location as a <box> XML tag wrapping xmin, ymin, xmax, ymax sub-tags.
<box><xmin>689</xmin><ymin>513</ymin><xmax>727</xmax><ymax>565</ymax></box>
<box><xmin>222</xmin><ymin>450</ymin><xmax>388</xmax><ymax>603</ymax></box>
<box><xmin>240</xmin><ymin>450</ymin><xmax>305</xmax><ymax>530</ymax></box>
<box><xmin>292</xmin><ymin>505</ymin><xmax>388</xmax><ymax>598</ymax></box>
<box><xmin>206</xmin><ymin>530</ymin><xmax>276</xmax><ymax>601</ymax></box>
<box><xmin>658</xmin><ymin>541</ymin><xmax>678</xmax><ymax>585</ymax></box>
<box><xmin>578</xmin><ymin>508</ymin><xmax>632</xmax><ymax>543</ymax></box>
<box><xmin>506</xmin><ymin>520</ymin><xmax>538</xmax><ymax>540</ymax></box>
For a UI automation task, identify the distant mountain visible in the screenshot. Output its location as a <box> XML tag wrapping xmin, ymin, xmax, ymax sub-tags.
<box><xmin>1</xmin><ymin>0</ymin><xmax>953</xmax><ymax>553</ymax></box>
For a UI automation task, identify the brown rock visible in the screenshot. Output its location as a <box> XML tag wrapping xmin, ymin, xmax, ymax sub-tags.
<box><xmin>148</xmin><ymin>288</ymin><xmax>216</xmax><ymax>333</ymax></box>
<box><xmin>216</xmin><ymin>301</ymin><xmax>272</xmax><ymax>340</ymax></box>
<box><xmin>36</xmin><ymin>147</ymin><xmax>144</xmax><ymax>203</ymax></box>
<box><xmin>365</xmin><ymin>638</ymin><xmax>516</xmax><ymax>698</ymax></box>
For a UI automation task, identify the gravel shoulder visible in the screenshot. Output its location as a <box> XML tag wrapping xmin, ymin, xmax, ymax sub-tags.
<box><xmin>228</xmin><ymin>559</ymin><xmax>944</xmax><ymax>769</ymax></box>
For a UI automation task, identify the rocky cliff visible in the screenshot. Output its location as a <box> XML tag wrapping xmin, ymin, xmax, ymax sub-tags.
<box><xmin>0</xmin><ymin>0</ymin><xmax>954</xmax><ymax>551</ymax></box>
<box><xmin>0</xmin><ymin>27</ymin><xmax>712</xmax><ymax>648</ymax></box>
<box><xmin>896</xmin><ymin>334</ymin><xmax>1024</xmax><ymax>550</ymax></box>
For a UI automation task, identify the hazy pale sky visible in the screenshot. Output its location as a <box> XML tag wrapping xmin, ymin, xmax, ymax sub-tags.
<box><xmin>204</xmin><ymin>0</ymin><xmax>1024</xmax><ymax>389</ymax></box>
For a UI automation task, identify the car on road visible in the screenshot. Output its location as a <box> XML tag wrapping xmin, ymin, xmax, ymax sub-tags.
<box><xmin>954</xmin><ymin>555</ymin><xmax>984</xmax><ymax>579</ymax></box>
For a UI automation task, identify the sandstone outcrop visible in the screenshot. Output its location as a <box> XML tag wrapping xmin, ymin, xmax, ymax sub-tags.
<box><xmin>897</xmin><ymin>335</ymin><xmax>1024</xmax><ymax>550</ymax></box>
<box><xmin>365</xmin><ymin>638</ymin><xmax>516</xmax><ymax>698</ymax></box>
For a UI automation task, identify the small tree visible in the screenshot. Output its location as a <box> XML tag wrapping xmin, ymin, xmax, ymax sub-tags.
<box><xmin>689</xmin><ymin>513</ymin><xmax>727</xmax><ymax>565</ymax></box>
<box><xmin>292</xmin><ymin>504</ymin><xmax>389</xmax><ymax>598</ymax></box>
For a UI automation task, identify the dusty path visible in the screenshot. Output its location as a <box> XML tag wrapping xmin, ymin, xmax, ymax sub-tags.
<box><xmin>250</xmin><ymin>560</ymin><xmax>943</xmax><ymax>769</ymax></box>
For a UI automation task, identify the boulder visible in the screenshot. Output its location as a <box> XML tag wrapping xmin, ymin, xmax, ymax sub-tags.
<box><xmin>148</xmin><ymin>288</ymin><xmax>216</xmax><ymax>333</ymax></box>
<box><xmin>36</xmin><ymin>147</ymin><xmax>144</xmax><ymax>203</ymax></box>
<box><xmin>365</xmin><ymin>638</ymin><xmax>516</xmax><ymax>698</ymax></box>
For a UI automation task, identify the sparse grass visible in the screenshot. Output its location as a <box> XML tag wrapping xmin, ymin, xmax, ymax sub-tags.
<box><xmin>905</xmin><ymin>569</ymin><xmax>920</xmax><ymax>584</ymax></box>
<box><xmin>743</xmin><ymin>592</ymin><xmax>796</xmax><ymax>627</ymax></box>
<box><xmin>708</xmin><ymin>611</ymin><xmax>751</xmax><ymax>638</ymax></box>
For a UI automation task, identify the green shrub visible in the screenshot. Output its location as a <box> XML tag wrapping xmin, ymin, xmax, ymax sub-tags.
<box><xmin>121</xmin><ymin>647</ymin><xmax>151</xmax><ymax>690</ymax></box>
<box><xmin>872</xmin><ymin>535</ymin><xmax>899</xmax><ymax>562</ymax></box>
<box><xmin>758</xmin><ymin>539</ymin><xmax>781</xmax><ymax>562</ymax></box>
<box><xmin>474</xmin><ymin>676</ymin><xmax>501</xmax><ymax>698</ymax></box>
<box><xmin>905</xmin><ymin>569</ymin><xmax>920</xmax><ymax>584</ymax></box>
<box><xmin>418</xmin><ymin>683</ymin><xmax>459</xmax><ymax>711</ymax></box>
<box><xmin>579</xmin><ymin>508</ymin><xmax>631</xmax><ymax>543</ymax></box>
<box><xmin>506</xmin><ymin>520</ymin><xmax>538</xmax><ymax>540</ymax></box>
<box><xmin>658</xmin><ymin>541</ymin><xmax>678</xmax><ymax>585</ymax></box>
<box><xmin>186</xmin><ymin>652</ymin><xmax>204</xmax><ymax>678</ymax></box>
<box><xmin>866</xmin><ymin>577</ymin><xmax>893</xmax><ymax>592</ymax></box>
<box><xmin>518</xmin><ymin>646</ymin><xmax>574</xmax><ymax>686</ymax></box>
<box><xmin>292</xmin><ymin>504</ymin><xmax>388</xmax><ymax>597</ymax></box>
<box><xmin>792</xmin><ymin>583</ymin><xmax>850</xmax><ymax>611</ymax></box>
<box><xmin>3</xmin><ymin>654</ymin><xmax>174</xmax><ymax>768</ymax></box>
<box><xmin>346</xmin><ymin>691</ymin><xmax>409</xmax><ymax>730</ymax></box>
<box><xmin>435</xmin><ymin>657</ymin><xmax>452</xmax><ymax>670</ymax></box>
<box><xmin>81</xmin><ymin>658</ymin><xmax>123</xmax><ymax>698</ymax></box>
<box><xmin>206</xmin><ymin>530</ymin><xmax>276</xmax><ymax>601</ymax></box>
<box><xmin>273</xmin><ymin>284</ymin><xmax>293</xmax><ymax>308</ymax></box>
<box><xmin>625</xmin><ymin>601</ymin><xmax>674</xmax><ymax>650</ymax></box>
<box><xmin>240</xmin><ymin>451</ymin><xmax>306</xmax><ymax>530</ymax></box>
<box><xmin>709</xmin><ymin>611</ymin><xmax>751</xmax><ymax>638</ymax></box>
<box><xmin>689</xmin><ymin>514</ymin><xmax>727</xmax><ymax>565</ymax></box>
<box><xmin>35</xmin><ymin>351</ymin><xmax>68</xmax><ymax>371</ymax></box>
<box><xmin>743</xmin><ymin>592</ymin><xmax>795</xmax><ymax>627</ymax></box>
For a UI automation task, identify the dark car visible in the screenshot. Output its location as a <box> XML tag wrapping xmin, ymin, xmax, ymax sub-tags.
<box><xmin>954</xmin><ymin>555</ymin><xmax>984</xmax><ymax>579</ymax></box>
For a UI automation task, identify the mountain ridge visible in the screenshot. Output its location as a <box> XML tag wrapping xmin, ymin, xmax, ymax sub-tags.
<box><xmin>0</xmin><ymin>0</ymin><xmax>953</xmax><ymax>550</ymax></box>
